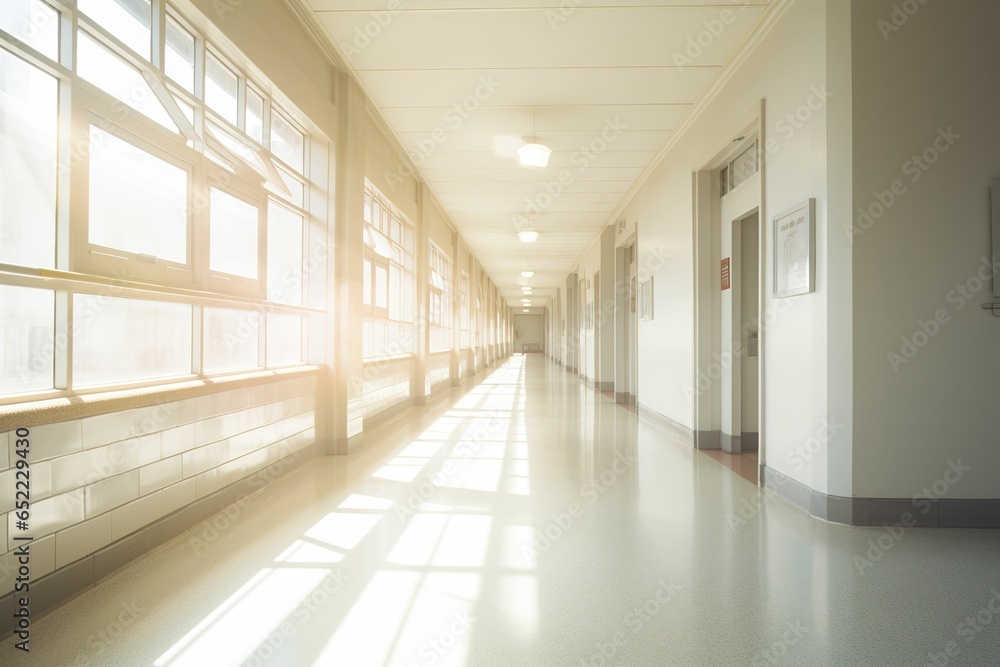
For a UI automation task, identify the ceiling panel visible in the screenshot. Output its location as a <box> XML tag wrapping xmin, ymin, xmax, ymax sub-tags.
<box><xmin>356</xmin><ymin>68</ymin><xmax>720</xmax><ymax>108</ymax></box>
<box><xmin>316</xmin><ymin>8</ymin><xmax>764</xmax><ymax>70</ymax></box>
<box><xmin>381</xmin><ymin>105</ymin><xmax>690</xmax><ymax>133</ymax></box>
<box><xmin>302</xmin><ymin>0</ymin><xmax>773</xmax><ymax>302</ymax></box>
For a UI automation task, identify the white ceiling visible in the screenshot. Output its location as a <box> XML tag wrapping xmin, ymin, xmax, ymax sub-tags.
<box><xmin>303</xmin><ymin>0</ymin><xmax>772</xmax><ymax>307</ymax></box>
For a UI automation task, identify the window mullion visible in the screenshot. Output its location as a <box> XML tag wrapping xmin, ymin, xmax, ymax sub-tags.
<box><xmin>151</xmin><ymin>0</ymin><xmax>166</xmax><ymax>71</ymax></box>
<box><xmin>54</xmin><ymin>291</ymin><xmax>72</xmax><ymax>390</ymax></box>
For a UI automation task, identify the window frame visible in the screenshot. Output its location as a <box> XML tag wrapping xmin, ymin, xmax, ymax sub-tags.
<box><xmin>0</xmin><ymin>0</ymin><xmax>326</xmax><ymax>406</ymax></box>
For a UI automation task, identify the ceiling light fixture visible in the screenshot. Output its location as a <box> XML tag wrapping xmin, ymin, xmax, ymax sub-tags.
<box><xmin>523</xmin><ymin>309</ymin><xmax>530</xmax><ymax>312</ymax></box>
<box><xmin>517</xmin><ymin>114</ymin><xmax>551</xmax><ymax>168</ymax></box>
<box><xmin>520</xmin><ymin>271</ymin><xmax>535</xmax><ymax>278</ymax></box>
<box><xmin>518</xmin><ymin>230</ymin><xmax>539</xmax><ymax>243</ymax></box>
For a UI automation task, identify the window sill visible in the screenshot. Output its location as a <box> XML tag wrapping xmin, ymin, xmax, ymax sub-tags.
<box><xmin>0</xmin><ymin>365</ymin><xmax>324</xmax><ymax>431</ymax></box>
<box><xmin>362</xmin><ymin>353</ymin><xmax>414</xmax><ymax>365</ymax></box>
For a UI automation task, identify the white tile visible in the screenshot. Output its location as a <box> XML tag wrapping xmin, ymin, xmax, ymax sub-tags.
<box><xmin>161</xmin><ymin>478</ymin><xmax>196</xmax><ymax>516</ymax></box>
<box><xmin>110</xmin><ymin>493</ymin><xmax>162</xmax><ymax>542</ymax></box>
<box><xmin>9</xmin><ymin>490</ymin><xmax>84</xmax><ymax>549</ymax></box>
<box><xmin>161</xmin><ymin>423</ymin><xmax>197</xmax><ymax>458</ymax></box>
<box><xmin>139</xmin><ymin>457</ymin><xmax>182</xmax><ymax>496</ymax></box>
<box><xmin>182</xmin><ymin>441</ymin><xmax>230</xmax><ymax>478</ymax></box>
<box><xmin>25</xmin><ymin>420</ymin><xmax>83</xmax><ymax>461</ymax></box>
<box><xmin>0</xmin><ymin>549</ymin><xmax>15</xmax><ymax>596</ymax></box>
<box><xmin>50</xmin><ymin>434</ymin><xmax>160</xmax><ymax>495</ymax></box>
<box><xmin>0</xmin><ymin>533</ymin><xmax>55</xmax><ymax>597</ymax></box>
<box><xmin>81</xmin><ymin>411</ymin><xmax>136</xmax><ymax>449</ymax></box>
<box><xmin>55</xmin><ymin>514</ymin><xmax>112</xmax><ymax>569</ymax></box>
<box><xmin>85</xmin><ymin>471</ymin><xmax>139</xmax><ymax>518</ymax></box>
<box><xmin>228</xmin><ymin>428</ymin><xmax>264</xmax><ymax>458</ymax></box>
<box><xmin>30</xmin><ymin>533</ymin><xmax>55</xmax><ymax>581</ymax></box>
<box><xmin>32</xmin><ymin>461</ymin><xmax>53</xmax><ymax>501</ymax></box>
<box><xmin>0</xmin><ymin>470</ymin><xmax>12</xmax><ymax>514</ymax></box>
<box><xmin>194</xmin><ymin>415</ymin><xmax>226</xmax><ymax>447</ymax></box>
<box><xmin>135</xmin><ymin>402</ymin><xmax>180</xmax><ymax>435</ymax></box>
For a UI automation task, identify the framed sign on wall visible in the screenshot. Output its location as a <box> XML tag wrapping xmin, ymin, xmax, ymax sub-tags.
<box><xmin>772</xmin><ymin>199</ymin><xmax>816</xmax><ymax>298</ymax></box>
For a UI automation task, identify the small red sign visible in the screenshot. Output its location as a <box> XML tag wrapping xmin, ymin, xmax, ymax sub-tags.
<box><xmin>721</xmin><ymin>258</ymin><xmax>731</xmax><ymax>291</ymax></box>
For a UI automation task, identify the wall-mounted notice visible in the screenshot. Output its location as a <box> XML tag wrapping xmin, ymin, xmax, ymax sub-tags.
<box><xmin>772</xmin><ymin>199</ymin><xmax>816</xmax><ymax>298</ymax></box>
<box><xmin>721</xmin><ymin>257</ymin><xmax>731</xmax><ymax>291</ymax></box>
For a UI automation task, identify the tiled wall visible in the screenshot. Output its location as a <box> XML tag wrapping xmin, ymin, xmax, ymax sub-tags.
<box><xmin>0</xmin><ymin>373</ymin><xmax>324</xmax><ymax>599</ymax></box>
<box><xmin>361</xmin><ymin>358</ymin><xmax>412</xmax><ymax>420</ymax></box>
<box><xmin>428</xmin><ymin>352</ymin><xmax>450</xmax><ymax>389</ymax></box>
<box><xmin>459</xmin><ymin>349</ymin><xmax>473</xmax><ymax>380</ymax></box>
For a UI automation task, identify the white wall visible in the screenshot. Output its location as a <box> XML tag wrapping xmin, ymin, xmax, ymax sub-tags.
<box><xmin>851</xmin><ymin>0</ymin><xmax>1000</xmax><ymax>498</ymax></box>
<box><xmin>618</xmin><ymin>0</ymin><xmax>851</xmax><ymax>493</ymax></box>
<box><xmin>513</xmin><ymin>314</ymin><xmax>544</xmax><ymax>352</ymax></box>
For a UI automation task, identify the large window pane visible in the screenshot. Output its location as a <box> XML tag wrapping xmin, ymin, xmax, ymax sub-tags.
<box><xmin>266</xmin><ymin>313</ymin><xmax>301</xmax><ymax>367</ymax></box>
<box><xmin>209</xmin><ymin>188</ymin><xmax>258</xmax><ymax>278</ymax></box>
<box><xmin>164</xmin><ymin>15</ymin><xmax>194</xmax><ymax>93</ymax></box>
<box><xmin>205</xmin><ymin>51</ymin><xmax>238</xmax><ymax>126</ymax></box>
<box><xmin>374</xmin><ymin>265</ymin><xmax>387</xmax><ymax>310</ymax></box>
<box><xmin>266</xmin><ymin>202</ymin><xmax>302</xmax><ymax>305</ymax></box>
<box><xmin>0</xmin><ymin>0</ymin><xmax>59</xmax><ymax>60</ymax></box>
<box><xmin>0</xmin><ymin>285</ymin><xmax>53</xmax><ymax>395</ymax></box>
<box><xmin>77</xmin><ymin>31</ymin><xmax>177</xmax><ymax>131</ymax></box>
<box><xmin>245</xmin><ymin>87</ymin><xmax>263</xmax><ymax>143</ymax></box>
<box><xmin>78</xmin><ymin>0</ymin><xmax>151</xmax><ymax>58</ymax></box>
<box><xmin>0</xmin><ymin>47</ymin><xmax>57</xmax><ymax>269</ymax></box>
<box><xmin>89</xmin><ymin>126</ymin><xmax>188</xmax><ymax>263</ymax></box>
<box><xmin>270</xmin><ymin>109</ymin><xmax>303</xmax><ymax>173</ymax></box>
<box><xmin>73</xmin><ymin>295</ymin><xmax>191</xmax><ymax>387</ymax></box>
<box><xmin>204</xmin><ymin>307</ymin><xmax>259</xmax><ymax>373</ymax></box>
<box><xmin>363</xmin><ymin>259</ymin><xmax>372</xmax><ymax>307</ymax></box>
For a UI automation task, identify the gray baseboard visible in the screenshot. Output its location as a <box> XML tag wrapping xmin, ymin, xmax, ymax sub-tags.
<box><xmin>0</xmin><ymin>440</ymin><xmax>326</xmax><ymax>640</ymax></box>
<box><xmin>761</xmin><ymin>465</ymin><xmax>1000</xmax><ymax>528</ymax></box>
<box><xmin>614</xmin><ymin>392</ymin><xmax>637</xmax><ymax>406</ymax></box>
<box><xmin>637</xmin><ymin>403</ymin><xmax>694</xmax><ymax>446</ymax></box>
<box><xmin>721</xmin><ymin>433</ymin><xmax>741</xmax><ymax>454</ymax></box>
<box><xmin>596</xmin><ymin>381</ymin><xmax>614</xmax><ymax>392</ymax></box>
<box><xmin>695</xmin><ymin>430</ymin><xmax>721</xmax><ymax>450</ymax></box>
<box><xmin>742</xmin><ymin>432</ymin><xmax>759</xmax><ymax>450</ymax></box>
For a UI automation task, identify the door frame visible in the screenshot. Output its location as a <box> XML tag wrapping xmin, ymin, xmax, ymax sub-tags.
<box><xmin>692</xmin><ymin>101</ymin><xmax>766</xmax><ymax>483</ymax></box>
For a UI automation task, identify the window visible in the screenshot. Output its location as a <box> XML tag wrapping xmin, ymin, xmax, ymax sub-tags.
<box><xmin>0</xmin><ymin>0</ymin><xmax>323</xmax><ymax>404</ymax></box>
<box><xmin>164</xmin><ymin>14</ymin><xmax>195</xmax><ymax>93</ymax></box>
<box><xmin>459</xmin><ymin>271</ymin><xmax>470</xmax><ymax>348</ymax></box>
<box><xmin>0</xmin><ymin>285</ymin><xmax>54</xmax><ymax>395</ymax></box>
<box><xmin>209</xmin><ymin>187</ymin><xmax>260</xmax><ymax>279</ymax></box>
<box><xmin>204</xmin><ymin>308</ymin><xmax>260</xmax><ymax>373</ymax></box>
<box><xmin>270</xmin><ymin>108</ymin><xmax>304</xmax><ymax>173</ymax></box>
<box><xmin>245</xmin><ymin>86</ymin><xmax>264</xmax><ymax>143</ymax></box>
<box><xmin>721</xmin><ymin>140</ymin><xmax>758</xmax><ymax>196</ymax></box>
<box><xmin>73</xmin><ymin>295</ymin><xmax>192</xmax><ymax>387</ymax></box>
<box><xmin>88</xmin><ymin>126</ymin><xmax>188</xmax><ymax>264</ymax></box>
<box><xmin>266</xmin><ymin>313</ymin><xmax>302</xmax><ymax>366</ymax></box>
<box><xmin>0</xmin><ymin>1</ymin><xmax>59</xmax><ymax>60</ymax></box>
<box><xmin>0</xmin><ymin>47</ymin><xmax>58</xmax><ymax>269</ymax></box>
<box><xmin>429</xmin><ymin>243</ymin><xmax>451</xmax><ymax>352</ymax></box>
<box><xmin>205</xmin><ymin>51</ymin><xmax>238</xmax><ymax>126</ymax></box>
<box><xmin>363</xmin><ymin>183</ymin><xmax>413</xmax><ymax>357</ymax></box>
<box><xmin>77</xmin><ymin>31</ymin><xmax>177</xmax><ymax>131</ymax></box>
<box><xmin>78</xmin><ymin>0</ymin><xmax>151</xmax><ymax>59</ymax></box>
<box><xmin>267</xmin><ymin>202</ymin><xmax>304</xmax><ymax>305</ymax></box>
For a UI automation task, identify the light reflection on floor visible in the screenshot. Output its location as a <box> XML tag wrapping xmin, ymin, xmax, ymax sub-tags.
<box><xmin>17</xmin><ymin>354</ymin><xmax>1000</xmax><ymax>666</ymax></box>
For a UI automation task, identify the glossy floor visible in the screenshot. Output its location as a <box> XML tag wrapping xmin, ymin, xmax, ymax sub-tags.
<box><xmin>13</xmin><ymin>355</ymin><xmax>1000</xmax><ymax>665</ymax></box>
